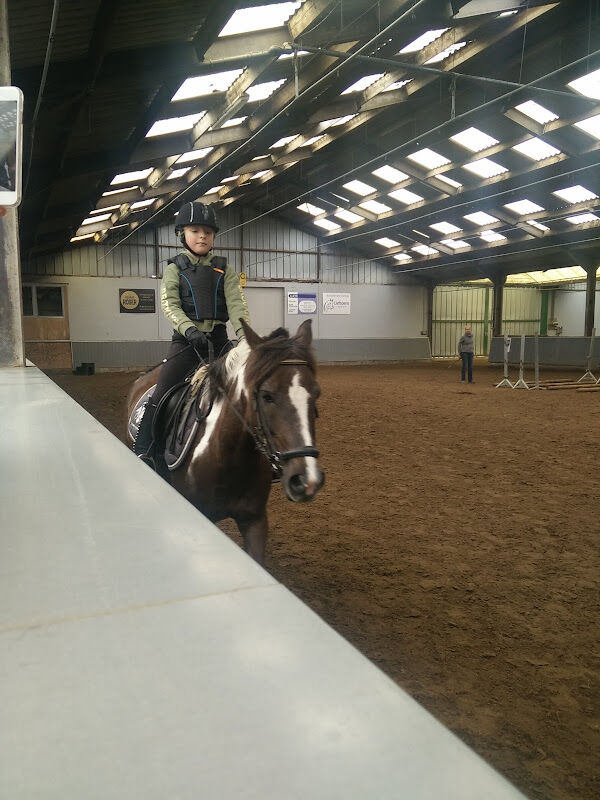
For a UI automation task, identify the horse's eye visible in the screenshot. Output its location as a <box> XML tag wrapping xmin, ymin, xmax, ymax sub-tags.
<box><xmin>261</xmin><ymin>391</ymin><xmax>276</xmax><ymax>404</ymax></box>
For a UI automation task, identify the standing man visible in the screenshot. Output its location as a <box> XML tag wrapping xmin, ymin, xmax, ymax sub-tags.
<box><xmin>458</xmin><ymin>324</ymin><xmax>475</xmax><ymax>383</ymax></box>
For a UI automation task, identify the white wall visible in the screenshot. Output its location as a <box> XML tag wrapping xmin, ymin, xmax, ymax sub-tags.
<box><xmin>554</xmin><ymin>287</ymin><xmax>600</xmax><ymax>335</ymax></box>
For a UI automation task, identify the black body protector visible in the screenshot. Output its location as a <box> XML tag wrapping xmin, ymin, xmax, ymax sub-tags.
<box><xmin>169</xmin><ymin>253</ymin><xmax>229</xmax><ymax>322</ymax></box>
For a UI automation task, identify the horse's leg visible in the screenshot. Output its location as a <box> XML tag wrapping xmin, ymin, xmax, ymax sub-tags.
<box><xmin>236</xmin><ymin>514</ymin><xmax>268</xmax><ymax>566</ymax></box>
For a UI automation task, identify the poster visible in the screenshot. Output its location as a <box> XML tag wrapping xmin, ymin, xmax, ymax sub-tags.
<box><xmin>288</xmin><ymin>291</ymin><xmax>317</xmax><ymax>314</ymax></box>
<box><xmin>119</xmin><ymin>288</ymin><xmax>156</xmax><ymax>313</ymax></box>
<box><xmin>322</xmin><ymin>292</ymin><xmax>351</xmax><ymax>315</ymax></box>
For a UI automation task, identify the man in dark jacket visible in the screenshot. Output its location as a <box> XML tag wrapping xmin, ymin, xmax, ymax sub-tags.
<box><xmin>458</xmin><ymin>325</ymin><xmax>475</xmax><ymax>383</ymax></box>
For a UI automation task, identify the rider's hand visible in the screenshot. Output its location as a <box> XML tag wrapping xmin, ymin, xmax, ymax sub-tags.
<box><xmin>184</xmin><ymin>327</ymin><xmax>208</xmax><ymax>350</ymax></box>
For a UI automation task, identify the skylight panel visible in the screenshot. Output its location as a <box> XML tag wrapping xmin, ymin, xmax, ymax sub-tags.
<box><xmin>246</xmin><ymin>80</ymin><xmax>286</xmax><ymax>102</ymax></box>
<box><xmin>394</xmin><ymin>253</ymin><xmax>412</xmax><ymax>262</ymax></box>
<box><xmin>341</xmin><ymin>74</ymin><xmax>385</xmax><ymax>95</ymax></box>
<box><xmin>553</xmin><ymin>185</ymin><xmax>598</xmax><ymax>204</ymax></box>
<box><xmin>504</xmin><ymin>200</ymin><xmax>545</xmax><ymax>215</ymax></box>
<box><xmin>303</xmin><ymin>135</ymin><xmax>326</xmax><ymax>147</ymax></box>
<box><xmin>81</xmin><ymin>213</ymin><xmax>111</xmax><ymax>225</ymax></box>
<box><xmin>102</xmin><ymin>186</ymin><xmax>138</xmax><ymax>196</ymax></box>
<box><xmin>573</xmin><ymin>113</ymin><xmax>600</xmax><ymax>140</ymax></box>
<box><xmin>450</xmin><ymin>127</ymin><xmax>499</xmax><ymax>152</ymax></box>
<box><xmin>388</xmin><ymin>188</ymin><xmax>423</xmax><ymax>204</ymax></box>
<box><xmin>440</xmin><ymin>239</ymin><xmax>470</xmax><ymax>250</ymax></box>
<box><xmin>359</xmin><ymin>200</ymin><xmax>392</xmax><ymax>214</ymax></box>
<box><xmin>435</xmin><ymin>173</ymin><xmax>462</xmax><ymax>188</ymax></box>
<box><xmin>430</xmin><ymin>221</ymin><xmax>461</xmax><ymax>234</ymax></box>
<box><xmin>514</xmin><ymin>100</ymin><xmax>559</xmax><ymax>124</ymax></box>
<box><xmin>221</xmin><ymin>175</ymin><xmax>239</xmax><ymax>183</ymax></box>
<box><xmin>480</xmin><ymin>230</ymin><xmax>506</xmax><ymax>242</ymax></box>
<box><xmin>166</xmin><ymin>168</ymin><xmax>190</xmax><ymax>180</ymax></box>
<box><xmin>130</xmin><ymin>199</ymin><xmax>154</xmax><ymax>210</ymax></box>
<box><xmin>251</xmin><ymin>170</ymin><xmax>270</xmax><ymax>179</ymax></box>
<box><xmin>270</xmin><ymin>134</ymin><xmax>298</xmax><ymax>148</ymax></box>
<box><xmin>146</xmin><ymin>112</ymin><xmax>206</xmax><ymax>137</ymax></box>
<box><xmin>383</xmin><ymin>79</ymin><xmax>412</xmax><ymax>92</ymax></box>
<box><xmin>314</xmin><ymin>218</ymin><xmax>341</xmax><ymax>232</ymax></box>
<box><xmin>221</xmin><ymin>116</ymin><xmax>247</xmax><ymax>128</ymax></box>
<box><xmin>412</xmin><ymin>244</ymin><xmax>438</xmax><ymax>255</ymax></box>
<box><xmin>400</xmin><ymin>29</ymin><xmax>448</xmax><ymax>54</ymax></box>
<box><xmin>463</xmin><ymin>158</ymin><xmax>508</xmax><ymax>178</ymax></box>
<box><xmin>334</xmin><ymin>209</ymin><xmax>365</xmax><ymax>223</ymax></box>
<box><xmin>110</xmin><ymin>168</ymin><xmax>153</xmax><ymax>186</ymax></box>
<box><xmin>297</xmin><ymin>202</ymin><xmax>325</xmax><ymax>215</ymax></box>
<box><xmin>375</xmin><ymin>237</ymin><xmax>400</xmax><ymax>248</ymax></box>
<box><xmin>568</xmin><ymin>67</ymin><xmax>600</xmax><ymax>100</ymax></box>
<box><xmin>278</xmin><ymin>49</ymin><xmax>310</xmax><ymax>59</ymax></box>
<box><xmin>424</xmin><ymin>42</ymin><xmax>467</xmax><ymax>64</ymax></box>
<box><xmin>525</xmin><ymin>219</ymin><xmax>549</xmax><ymax>231</ymax></box>
<box><xmin>320</xmin><ymin>114</ymin><xmax>357</xmax><ymax>129</ymax></box>
<box><xmin>171</xmin><ymin>70</ymin><xmax>244</xmax><ymax>101</ymax></box>
<box><xmin>464</xmin><ymin>211</ymin><xmax>499</xmax><ymax>226</ymax></box>
<box><xmin>219</xmin><ymin>2</ymin><xmax>302</xmax><ymax>36</ymax></box>
<box><xmin>343</xmin><ymin>179</ymin><xmax>376</xmax><ymax>195</ymax></box>
<box><xmin>565</xmin><ymin>212</ymin><xmax>599</xmax><ymax>225</ymax></box>
<box><xmin>499</xmin><ymin>9</ymin><xmax>518</xmax><ymax>16</ymax></box>
<box><xmin>91</xmin><ymin>205</ymin><xmax>119</xmax><ymax>213</ymax></box>
<box><xmin>407</xmin><ymin>148</ymin><xmax>450</xmax><ymax>169</ymax></box>
<box><xmin>70</xmin><ymin>233</ymin><xmax>96</xmax><ymax>242</ymax></box>
<box><xmin>512</xmin><ymin>137</ymin><xmax>560</xmax><ymax>161</ymax></box>
<box><xmin>371</xmin><ymin>165</ymin><xmax>409</xmax><ymax>183</ymax></box>
<box><xmin>176</xmin><ymin>147</ymin><xmax>214</xmax><ymax>164</ymax></box>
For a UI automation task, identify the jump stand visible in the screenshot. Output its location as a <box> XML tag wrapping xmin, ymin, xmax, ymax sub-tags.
<box><xmin>577</xmin><ymin>328</ymin><xmax>597</xmax><ymax>384</ymax></box>
<box><xmin>495</xmin><ymin>332</ymin><xmax>514</xmax><ymax>388</ymax></box>
<box><xmin>512</xmin><ymin>334</ymin><xmax>530</xmax><ymax>390</ymax></box>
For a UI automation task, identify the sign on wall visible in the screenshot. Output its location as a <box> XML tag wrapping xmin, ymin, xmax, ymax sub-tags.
<box><xmin>119</xmin><ymin>288</ymin><xmax>156</xmax><ymax>313</ymax></box>
<box><xmin>322</xmin><ymin>292</ymin><xmax>351</xmax><ymax>315</ymax></box>
<box><xmin>288</xmin><ymin>291</ymin><xmax>317</xmax><ymax>314</ymax></box>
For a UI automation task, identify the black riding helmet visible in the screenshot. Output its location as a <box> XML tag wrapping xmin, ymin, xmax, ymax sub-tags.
<box><xmin>174</xmin><ymin>201</ymin><xmax>219</xmax><ymax>244</ymax></box>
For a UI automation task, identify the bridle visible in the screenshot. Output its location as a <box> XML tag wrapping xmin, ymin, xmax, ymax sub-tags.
<box><xmin>215</xmin><ymin>357</ymin><xmax>319</xmax><ymax>476</ymax></box>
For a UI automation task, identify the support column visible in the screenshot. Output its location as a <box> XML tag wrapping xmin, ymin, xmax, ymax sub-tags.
<box><xmin>425</xmin><ymin>281</ymin><xmax>434</xmax><ymax>343</ymax></box>
<box><xmin>584</xmin><ymin>264</ymin><xmax>597</xmax><ymax>337</ymax></box>
<box><xmin>0</xmin><ymin>1</ymin><xmax>24</xmax><ymax>367</ymax></box>
<box><xmin>491</xmin><ymin>272</ymin><xmax>506</xmax><ymax>338</ymax></box>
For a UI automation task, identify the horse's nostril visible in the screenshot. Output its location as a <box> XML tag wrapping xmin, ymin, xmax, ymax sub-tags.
<box><xmin>289</xmin><ymin>474</ymin><xmax>305</xmax><ymax>494</ymax></box>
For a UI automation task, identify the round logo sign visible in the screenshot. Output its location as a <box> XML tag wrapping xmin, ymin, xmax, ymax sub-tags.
<box><xmin>120</xmin><ymin>290</ymin><xmax>140</xmax><ymax>310</ymax></box>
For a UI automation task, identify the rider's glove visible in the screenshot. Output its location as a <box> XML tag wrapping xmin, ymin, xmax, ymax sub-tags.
<box><xmin>185</xmin><ymin>327</ymin><xmax>208</xmax><ymax>351</ymax></box>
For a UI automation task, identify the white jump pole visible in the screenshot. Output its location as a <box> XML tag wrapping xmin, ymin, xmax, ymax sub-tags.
<box><xmin>577</xmin><ymin>327</ymin><xmax>596</xmax><ymax>383</ymax></box>
<box><xmin>495</xmin><ymin>332</ymin><xmax>513</xmax><ymax>388</ymax></box>
<box><xmin>513</xmin><ymin>334</ymin><xmax>530</xmax><ymax>389</ymax></box>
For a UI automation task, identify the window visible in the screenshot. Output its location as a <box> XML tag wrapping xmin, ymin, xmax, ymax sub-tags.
<box><xmin>22</xmin><ymin>285</ymin><xmax>64</xmax><ymax>317</ymax></box>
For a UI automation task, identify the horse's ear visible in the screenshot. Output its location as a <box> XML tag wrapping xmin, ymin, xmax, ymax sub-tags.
<box><xmin>241</xmin><ymin>319</ymin><xmax>262</xmax><ymax>349</ymax></box>
<box><xmin>294</xmin><ymin>319</ymin><xmax>313</xmax><ymax>347</ymax></box>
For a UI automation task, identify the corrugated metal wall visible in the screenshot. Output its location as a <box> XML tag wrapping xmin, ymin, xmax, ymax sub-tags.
<box><xmin>433</xmin><ymin>284</ymin><xmax>541</xmax><ymax>357</ymax></box>
<box><xmin>25</xmin><ymin>208</ymin><xmax>392</xmax><ymax>285</ymax></box>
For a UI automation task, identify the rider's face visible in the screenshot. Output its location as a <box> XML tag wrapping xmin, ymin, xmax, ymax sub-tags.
<box><xmin>184</xmin><ymin>225</ymin><xmax>215</xmax><ymax>255</ymax></box>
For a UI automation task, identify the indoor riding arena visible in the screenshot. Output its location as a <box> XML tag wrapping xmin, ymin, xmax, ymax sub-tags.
<box><xmin>2</xmin><ymin>2</ymin><xmax>599</xmax><ymax>800</ymax></box>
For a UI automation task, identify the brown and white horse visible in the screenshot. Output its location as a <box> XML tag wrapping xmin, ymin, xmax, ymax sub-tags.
<box><xmin>126</xmin><ymin>319</ymin><xmax>324</xmax><ymax>564</ymax></box>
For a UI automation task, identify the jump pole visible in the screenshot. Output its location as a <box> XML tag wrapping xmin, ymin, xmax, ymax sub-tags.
<box><xmin>578</xmin><ymin>327</ymin><xmax>597</xmax><ymax>384</ymax></box>
<box><xmin>495</xmin><ymin>332</ymin><xmax>514</xmax><ymax>388</ymax></box>
<box><xmin>512</xmin><ymin>334</ymin><xmax>530</xmax><ymax>389</ymax></box>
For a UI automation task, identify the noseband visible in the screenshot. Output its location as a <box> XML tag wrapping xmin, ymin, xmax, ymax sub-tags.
<box><xmin>252</xmin><ymin>359</ymin><xmax>320</xmax><ymax>476</ymax></box>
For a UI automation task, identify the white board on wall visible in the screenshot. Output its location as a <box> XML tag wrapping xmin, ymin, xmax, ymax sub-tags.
<box><xmin>243</xmin><ymin>286</ymin><xmax>285</xmax><ymax>336</ymax></box>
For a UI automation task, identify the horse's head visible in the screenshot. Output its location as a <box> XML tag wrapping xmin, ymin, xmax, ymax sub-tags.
<box><xmin>242</xmin><ymin>319</ymin><xmax>325</xmax><ymax>503</ymax></box>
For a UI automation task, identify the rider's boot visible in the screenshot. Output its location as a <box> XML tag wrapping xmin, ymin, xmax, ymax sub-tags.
<box><xmin>133</xmin><ymin>401</ymin><xmax>158</xmax><ymax>469</ymax></box>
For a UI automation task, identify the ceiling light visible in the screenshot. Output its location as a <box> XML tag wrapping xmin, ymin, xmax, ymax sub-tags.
<box><xmin>375</xmin><ymin>237</ymin><xmax>400</xmax><ymax>248</ymax></box>
<box><xmin>70</xmin><ymin>233</ymin><xmax>96</xmax><ymax>242</ymax></box>
<box><xmin>504</xmin><ymin>199</ymin><xmax>545</xmax><ymax>215</ymax></box>
<box><xmin>463</xmin><ymin>158</ymin><xmax>508</xmax><ymax>178</ymax></box>
<box><xmin>110</xmin><ymin>169</ymin><xmax>153</xmax><ymax>185</ymax></box>
<box><xmin>371</xmin><ymin>165</ymin><xmax>409</xmax><ymax>183</ymax></box>
<box><xmin>219</xmin><ymin>2</ymin><xmax>301</xmax><ymax>36</ymax></box>
<box><xmin>464</xmin><ymin>211</ymin><xmax>499</xmax><ymax>226</ymax></box>
<box><xmin>565</xmin><ymin>212</ymin><xmax>599</xmax><ymax>225</ymax></box>
<box><xmin>278</xmin><ymin>49</ymin><xmax>310</xmax><ymax>59</ymax></box>
<box><xmin>314</xmin><ymin>218</ymin><xmax>341</xmax><ymax>231</ymax></box>
<box><xmin>388</xmin><ymin>188</ymin><xmax>423</xmax><ymax>204</ymax></box>
<box><xmin>499</xmin><ymin>9</ymin><xmax>518</xmax><ymax>16</ymax></box>
<box><xmin>450</xmin><ymin>127</ymin><xmax>499</xmax><ymax>152</ymax></box>
<box><xmin>480</xmin><ymin>230</ymin><xmax>506</xmax><ymax>242</ymax></box>
<box><xmin>394</xmin><ymin>253</ymin><xmax>412</xmax><ymax>262</ymax></box>
<box><xmin>297</xmin><ymin>202</ymin><xmax>325</xmax><ymax>215</ymax></box>
<box><xmin>166</xmin><ymin>168</ymin><xmax>190</xmax><ymax>180</ymax></box>
<box><xmin>246</xmin><ymin>80</ymin><xmax>286</xmax><ymax>102</ymax></box>
<box><xmin>573</xmin><ymin>113</ymin><xmax>600</xmax><ymax>140</ymax></box>
<box><xmin>435</xmin><ymin>173</ymin><xmax>462</xmax><ymax>188</ymax></box>
<box><xmin>514</xmin><ymin>100</ymin><xmax>559</xmax><ymax>124</ymax></box>
<box><xmin>553</xmin><ymin>185</ymin><xmax>598</xmax><ymax>204</ymax></box>
<box><xmin>525</xmin><ymin>219</ymin><xmax>549</xmax><ymax>231</ymax></box>
<box><xmin>171</xmin><ymin>70</ymin><xmax>243</xmax><ymax>101</ymax></box>
<box><xmin>430</xmin><ymin>221</ymin><xmax>461</xmax><ymax>234</ymax></box>
<box><xmin>343</xmin><ymin>179</ymin><xmax>376</xmax><ymax>195</ymax></box>
<box><xmin>440</xmin><ymin>239</ymin><xmax>470</xmax><ymax>249</ymax></box>
<box><xmin>270</xmin><ymin>135</ymin><xmax>298</xmax><ymax>148</ymax></box>
<box><xmin>512</xmin><ymin>137</ymin><xmax>561</xmax><ymax>161</ymax></box>
<box><xmin>424</xmin><ymin>42</ymin><xmax>467</xmax><ymax>64</ymax></box>
<box><xmin>176</xmin><ymin>147</ymin><xmax>214</xmax><ymax>164</ymax></box>
<box><xmin>407</xmin><ymin>148</ymin><xmax>450</xmax><ymax>169</ymax></box>
<box><xmin>568</xmin><ymin>67</ymin><xmax>600</xmax><ymax>100</ymax></box>
<box><xmin>400</xmin><ymin>29</ymin><xmax>448</xmax><ymax>54</ymax></box>
<box><xmin>359</xmin><ymin>200</ymin><xmax>392</xmax><ymax>214</ymax></box>
<box><xmin>81</xmin><ymin>213</ymin><xmax>111</xmax><ymax>225</ymax></box>
<box><xmin>334</xmin><ymin>209</ymin><xmax>364</xmax><ymax>223</ymax></box>
<box><xmin>341</xmin><ymin>74</ymin><xmax>385</xmax><ymax>94</ymax></box>
<box><xmin>412</xmin><ymin>244</ymin><xmax>438</xmax><ymax>255</ymax></box>
<box><xmin>146</xmin><ymin>112</ymin><xmax>206</xmax><ymax>137</ymax></box>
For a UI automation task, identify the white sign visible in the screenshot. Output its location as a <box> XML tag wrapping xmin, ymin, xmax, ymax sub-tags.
<box><xmin>288</xmin><ymin>292</ymin><xmax>317</xmax><ymax>314</ymax></box>
<box><xmin>322</xmin><ymin>292</ymin><xmax>351</xmax><ymax>315</ymax></box>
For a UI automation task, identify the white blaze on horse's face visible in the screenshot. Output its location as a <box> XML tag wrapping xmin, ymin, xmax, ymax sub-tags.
<box><xmin>284</xmin><ymin>371</ymin><xmax>323</xmax><ymax>500</ymax></box>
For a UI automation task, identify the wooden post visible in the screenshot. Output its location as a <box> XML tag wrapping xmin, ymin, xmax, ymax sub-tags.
<box><xmin>491</xmin><ymin>272</ymin><xmax>506</xmax><ymax>338</ymax></box>
<box><xmin>584</xmin><ymin>264</ymin><xmax>597</xmax><ymax>338</ymax></box>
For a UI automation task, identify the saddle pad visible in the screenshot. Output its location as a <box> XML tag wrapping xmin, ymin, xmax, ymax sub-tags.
<box><xmin>163</xmin><ymin>380</ymin><xmax>212</xmax><ymax>471</ymax></box>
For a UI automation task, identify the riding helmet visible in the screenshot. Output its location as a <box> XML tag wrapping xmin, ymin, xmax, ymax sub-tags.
<box><xmin>174</xmin><ymin>201</ymin><xmax>219</xmax><ymax>233</ymax></box>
